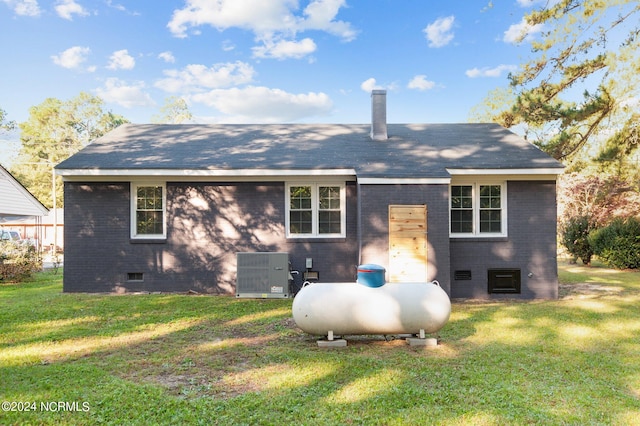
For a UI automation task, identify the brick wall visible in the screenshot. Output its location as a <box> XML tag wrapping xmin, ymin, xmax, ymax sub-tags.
<box><xmin>450</xmin><ymin>181</ymin><xmax>558</xmax><ymax>299</ymax></box>
<box><xmin>64</xmin><ymin>180</ymin><xmax>556</xmax><ymax>298</ymax></box>
<box><xmin>63</xmin><ymin>181</ymin><xmax>359</xmax><ymax>293</ymax></box>
<box><xmin>284</xmin><ymin>182</ymin><xmax>359</xmax><ymax>282</ymax></box>
<box><xmin>358</xmin><ymin>184</ymin><xmax>451</xmax><ymax>294</ymax></box>
<box><xmin>63</xmin><ymin>182</ymin><xmax>130</xmax><ymax>293</ymax></box>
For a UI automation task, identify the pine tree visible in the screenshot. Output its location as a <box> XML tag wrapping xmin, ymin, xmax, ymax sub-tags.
<box><xmin>476</xmin><ymin>0</ymin><xmax>640</xmax><ymax>170</ymax></box>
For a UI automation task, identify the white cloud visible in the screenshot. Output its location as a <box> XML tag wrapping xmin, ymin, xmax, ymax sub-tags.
<box><xmin>167</xmin><ymin>0</ymin><xmax>355</xmax><ymax>59</ymax></box>
<box><xmin>107</xmin><ymin>49</ymin><xmax>135</xmax><ymax>70</ymax></box>
<box><xmin>252</xmin><ymin>37</ymin><xmax>316</xmax><ymax>60</ymax></box>
<box><xmin>155</xmin><ymin>61</ymin><xmax>256</xmax><ymax>93</ymax></box>
<box><xmin>424</xmin><ymin>16</ymin><xmax>455</xmax><ymax>48</ymax></box>
<box><xmin>360</xmin><ymin>78</ymin><xmax>398</xmax><ymax>93</ymax></box>
<box><xmin>2</xmin><ymin>0</ymin><xmax>40</xmax><ymax>16</ymax></box>
<box><xmin>190</xmin><ymin>86</ymin><xmax>333</xmax><ymax>123</ymax></box>
<box><xmin>105</xmin><ymin>0</ymin><xmax>124</xmax><ymax>11</ymax></box>
<box><xmin>168</xmin><ymin>0</ymin><xmax>291</xmax><ymax>37</ymax></box>
<box><xmin>300</xmin><ymin>0</ymin><xmax>357</xmax><ymax>41</ymax></box>
<box><xmin>503</xmin><ymin>17</ymin><xmax>545</xmax><ymax>44</ymax></box>
<box><xmin>517</xmin><ymin>0</ymin><xmax>562</xmax><ymax>7</ymax></box>
<box><xmin>222</xmin><ymin>40</ymin><xmax>236</xmax><ymax>51</ymax></box>
<box><xmin>465</xmin><ymin>64</ymin><xmax>517</xmax><ymax>78</ymax></box>
<box><xmin>95</xmin><ymin>78</ymin><xmax>155</xmax><ymax>108</ymax></box>
<box><xmin>158</xmin><ymin>51</ymin><xmax>175</xmax><ymax>63</ymax></box>
<box><xmin>55</xmin><ymin>0</ymin><xmax>88</xmax><ymax>20</ymax></box>
<box><xmin>360</xmin><ymin>78</ymin><xmax>381</xmax><ymax>92</ymax></box>
<box><xmin>407</xmin><ymin>75</ymin><xmax>436</xmax><ymax>91</ymax></box>
<box><xmin>105</xmin><ymin>0</ymin><xmax>139</xmax><ymax>15</ymax></box>
<box><xmin>168</xmin><ymin>0</ymin><xmax>354</xmax><ymax>39</ymax></box>
<box><xmin>51</xmin><ymin>46</ymin><xmax>92</xmax><ymax>70</ymax></box>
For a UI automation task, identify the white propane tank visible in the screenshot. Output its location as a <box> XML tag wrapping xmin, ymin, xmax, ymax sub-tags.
<box><xmin>292</xmin><ymin>281</ymin><xmax>451</xmax><ymax>337</ymax></box>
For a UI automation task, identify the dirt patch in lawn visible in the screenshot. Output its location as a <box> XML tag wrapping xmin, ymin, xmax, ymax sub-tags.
<box><xmin>123</xmin><ymin>317</ymin><xmax>303</xmax><ymax>399</ymax></box>
<box><xmin>560</xmin><ymin>282</ymin><xmax>624</xmax><ymax>298</ymax></box>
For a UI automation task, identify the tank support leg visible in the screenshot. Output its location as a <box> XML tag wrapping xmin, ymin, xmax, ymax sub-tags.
<box><xmin>419</xmin><ymin>329</ymin><xmax>425</xmax><ymax>339</ymax></box>
<box><xmin>407</xmin><ymin>336</ymin><xmax>438</xmax><ymax>347</ymax></box>
<box><xmin>318</xmin><ymin>330</ymin><xmax>347</xmax><ymax>348</ymax></box>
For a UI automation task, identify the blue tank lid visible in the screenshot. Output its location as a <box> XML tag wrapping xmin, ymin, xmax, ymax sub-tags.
<box><xmin>357</xmin><ymin>264</ymin><xmax>386</xmax><ymax>288</ymax></box>
<box><xmin>357</xmin><ymin>264</ymin><xmax>385</xmax><ymax>273</ymax></box>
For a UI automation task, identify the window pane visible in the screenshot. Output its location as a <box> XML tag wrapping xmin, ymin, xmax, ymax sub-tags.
<box><xmin>480</xmin><ymin>185</ymin><xmax>501</xmax><ymax>209</ymax></box>
<box><xmin>290</xmin><ymin>186</ymin><xmax>312</xmax><ymax>210</ymax></box>
<box><xmin>137</xmin><ymin>186</ymin><xmax>163</xmax><ymax>210</ymax></box>
<box><xmin>451</xmin><ymin>185</ymin><xmax>473</xmax><ymax>233</ymax></box>
<box><xmin>480</xmin><ymin>210</ymin><xmax>501</xmax><ymax>233</ymax></box>
<box><xmin>136</xmin><ymin>188</ymin><xmax>146</xmax><ymax>209</ymax></box>
<box><xmin>319</xmin><ymin>186</ymin><xmax>340</xmax><ymax>210</ymax></box>
<box><xmin>319</xmin><ymin>211</ymin><xmax>341</xmax><ymax>234</ymax></box>
<box><xmin>290</xmin><ymin>211</ymin><xmax>312</xmax><ymax>234</ymax></box>
<box><xmin>137</xmin><ymin>211</ymin><xmax>163</xmax><ymax>235</ymax></box>
<box><xmin>452</xmin><ymin>186</ymin><xmax>472</xmax><ymax>198</ymax></box>
<box><xmin>451</xmin><ymin>186</ymin><xmax>460</xmax><ymax>208</ymax></box>
<box><xmin>452</xmin><ymin>185</ymin><xmax>473</xmax><ymax>209</ymax></box>
<box><xmin>451</xmin><ymin>210</ymin><xmax>473</xmax><ymax>233</ymax></box>
<box><xmin>136</xmin><ymin>186</ymin><xmax>164</xmax><ymax>235</ymax></box>
<box><xmin>149</xmin><ymin>187</ymin><xmax>159</xmax><ymax>209</ymax></box>
<box><xmin>288</xmin><ymin>184</ymin><xmax>343</xmax><ymax>236</ymax></box>
<box><xmin>479</xmin><ymin>185</ymin><xmax>501</xmax><ymax>233</ymax></box>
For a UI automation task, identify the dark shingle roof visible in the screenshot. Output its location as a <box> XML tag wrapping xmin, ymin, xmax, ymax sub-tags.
<box><xmin>55</xmin><ymin>123</ymin><xmax>564</xmax><ymax>178</ymax></box>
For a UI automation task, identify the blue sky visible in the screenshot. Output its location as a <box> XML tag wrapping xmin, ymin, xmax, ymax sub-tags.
<box><xmin>0</xmin><ymin>0</ymin><xmax>548</xmax><ymax>130</ymax></box>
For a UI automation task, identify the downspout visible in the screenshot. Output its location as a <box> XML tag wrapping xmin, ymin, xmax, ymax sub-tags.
<box><xmin>357</xmin><ymin>179</ymin><xmax>362</xmax><ymax>266</ymax></box>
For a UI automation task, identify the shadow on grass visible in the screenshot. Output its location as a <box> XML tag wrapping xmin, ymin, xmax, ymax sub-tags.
<box><xmin>1</xmin><ymin>268</ymin><xmax>640</xmax><ymax>424</ymax></box>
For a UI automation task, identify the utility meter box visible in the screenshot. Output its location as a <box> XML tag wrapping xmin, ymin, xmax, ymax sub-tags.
<box><xmin>236</xmin><ymin>252</ymin><xmax>290</xmax><ymax>298</ymax></box>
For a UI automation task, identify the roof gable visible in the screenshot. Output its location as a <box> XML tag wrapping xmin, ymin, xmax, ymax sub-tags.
<box><xmin>0</xmin><ymin>164</ymin><xmax>49</xmax><ymax>217</ymax></box>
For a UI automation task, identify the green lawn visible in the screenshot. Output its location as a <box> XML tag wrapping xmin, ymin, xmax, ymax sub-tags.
<box><xmin>1</xmin><ymin>262</ymin><xmax>639</xmax><ymax>425</ymax></box>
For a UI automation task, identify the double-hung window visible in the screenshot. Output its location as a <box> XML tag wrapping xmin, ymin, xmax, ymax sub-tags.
<box><xmin>450</xmin><ymin>182</ymin><xmax>506</xmax><ymax>237</ymax></box>
<box><xmin>286</xmin><ymin>183</ymin><xmax>345</xmax><ymax>238</ymax></box>
<box><xmin>131</xmin><ymin>183</ymin><xmax>166</xmax><ymax>239</ymax></box>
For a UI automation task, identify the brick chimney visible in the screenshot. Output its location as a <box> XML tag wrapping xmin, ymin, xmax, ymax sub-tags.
<box><xmin>370</xmin><ymin>89</ymin><xmax>387</xmax><ymax>141</ymax></box>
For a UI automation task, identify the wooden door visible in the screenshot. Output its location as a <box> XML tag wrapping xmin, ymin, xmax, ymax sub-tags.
<box><xmin>388</xmin><ymin>205</ymin><xmax>427</xmax><ymax>282</ymax></box>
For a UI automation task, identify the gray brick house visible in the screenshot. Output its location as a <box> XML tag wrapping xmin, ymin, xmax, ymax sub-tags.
<box><xmin>56</xmin><ymin>91</ymin><xmax>564</xmax><ymax>298</ymax></box>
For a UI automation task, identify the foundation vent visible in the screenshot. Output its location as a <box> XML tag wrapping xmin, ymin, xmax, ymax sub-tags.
<box><xmin>488</xmin><ymin>269</ymin><xmax>521</xmax><ymax>293</ymax></box>
<box><xmin>454</xmin><ymin>270</ymin><xmax>472</xmax><ymax>280</ymax></box>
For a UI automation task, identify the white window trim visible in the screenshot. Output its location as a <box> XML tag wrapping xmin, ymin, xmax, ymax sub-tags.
<box><xmin>449</xmin><ymin>181</ymin><xmax>507</xmax><ymax>238</ymax></box>
<box><xmin>286</xmin><ymin>182</ymin><xmax>346</xmax><ymax>238</ymax></box>
<box><xmin>130</xmin><ymin>182</ymin><xmax>167</xmax><ymax>239</ymax></box>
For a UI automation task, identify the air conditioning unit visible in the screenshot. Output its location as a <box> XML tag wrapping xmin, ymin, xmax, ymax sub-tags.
<box><xmin>236</xmin><ymin>252</ymin><xmax>290</xmax><ymax>298</ymax></box>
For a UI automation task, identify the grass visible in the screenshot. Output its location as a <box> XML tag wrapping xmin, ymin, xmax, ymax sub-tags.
<box><xmin>1</xmin><ymin>262</ymin><xmax>639</xmax><ymax>425</ymax></box>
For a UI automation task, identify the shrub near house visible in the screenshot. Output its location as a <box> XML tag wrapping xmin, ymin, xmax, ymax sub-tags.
<box><xmin>0</xmin><ymin>239</ymin><xmax>41</xmax><ymax>282</ymax></box>
<box><xmin>558</xmin><ymin>171</ymin><xmax>640</xmax><ymax>269</ymax></box>
<box><xmin>560</xmin><ymin>216</ymin><xmax>595</xmax><ymax>265</ymax></box>
<box><xmin>589</xmin><ymin>217</ymin><xmax>640</xmax><ymax>269</ymax></box>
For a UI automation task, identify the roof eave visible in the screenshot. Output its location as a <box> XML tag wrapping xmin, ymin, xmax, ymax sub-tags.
<box><xmin>446</xmin><ymin>167</ymin><xmax>564</xmax><ymax>176</ymax></box>
<box><xmin>56</xmin><ymin>168</ymin><xmax>358</xmax><ymax>181</ymax></box>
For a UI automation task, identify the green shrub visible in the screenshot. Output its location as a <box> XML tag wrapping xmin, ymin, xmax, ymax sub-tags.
<box><xmin>0</xmin><ymin>241</ymin><xmax>42</xmax><ymax>282</ymax></box>
<box><xmin>588</xmin><ymin>217</ymin><xmax>640</xmax><ymax>269</ymax></box>
<box><xmin>561</xmin><ymin>215</ymin><xmax>595</xmax><ymax>265</ymax></box>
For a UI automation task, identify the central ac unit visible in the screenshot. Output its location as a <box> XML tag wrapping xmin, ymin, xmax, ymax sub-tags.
<box><xmin>236</xmin><ymin>252</ymin><xmax>290</xmax><ymax>298</ymax></box>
